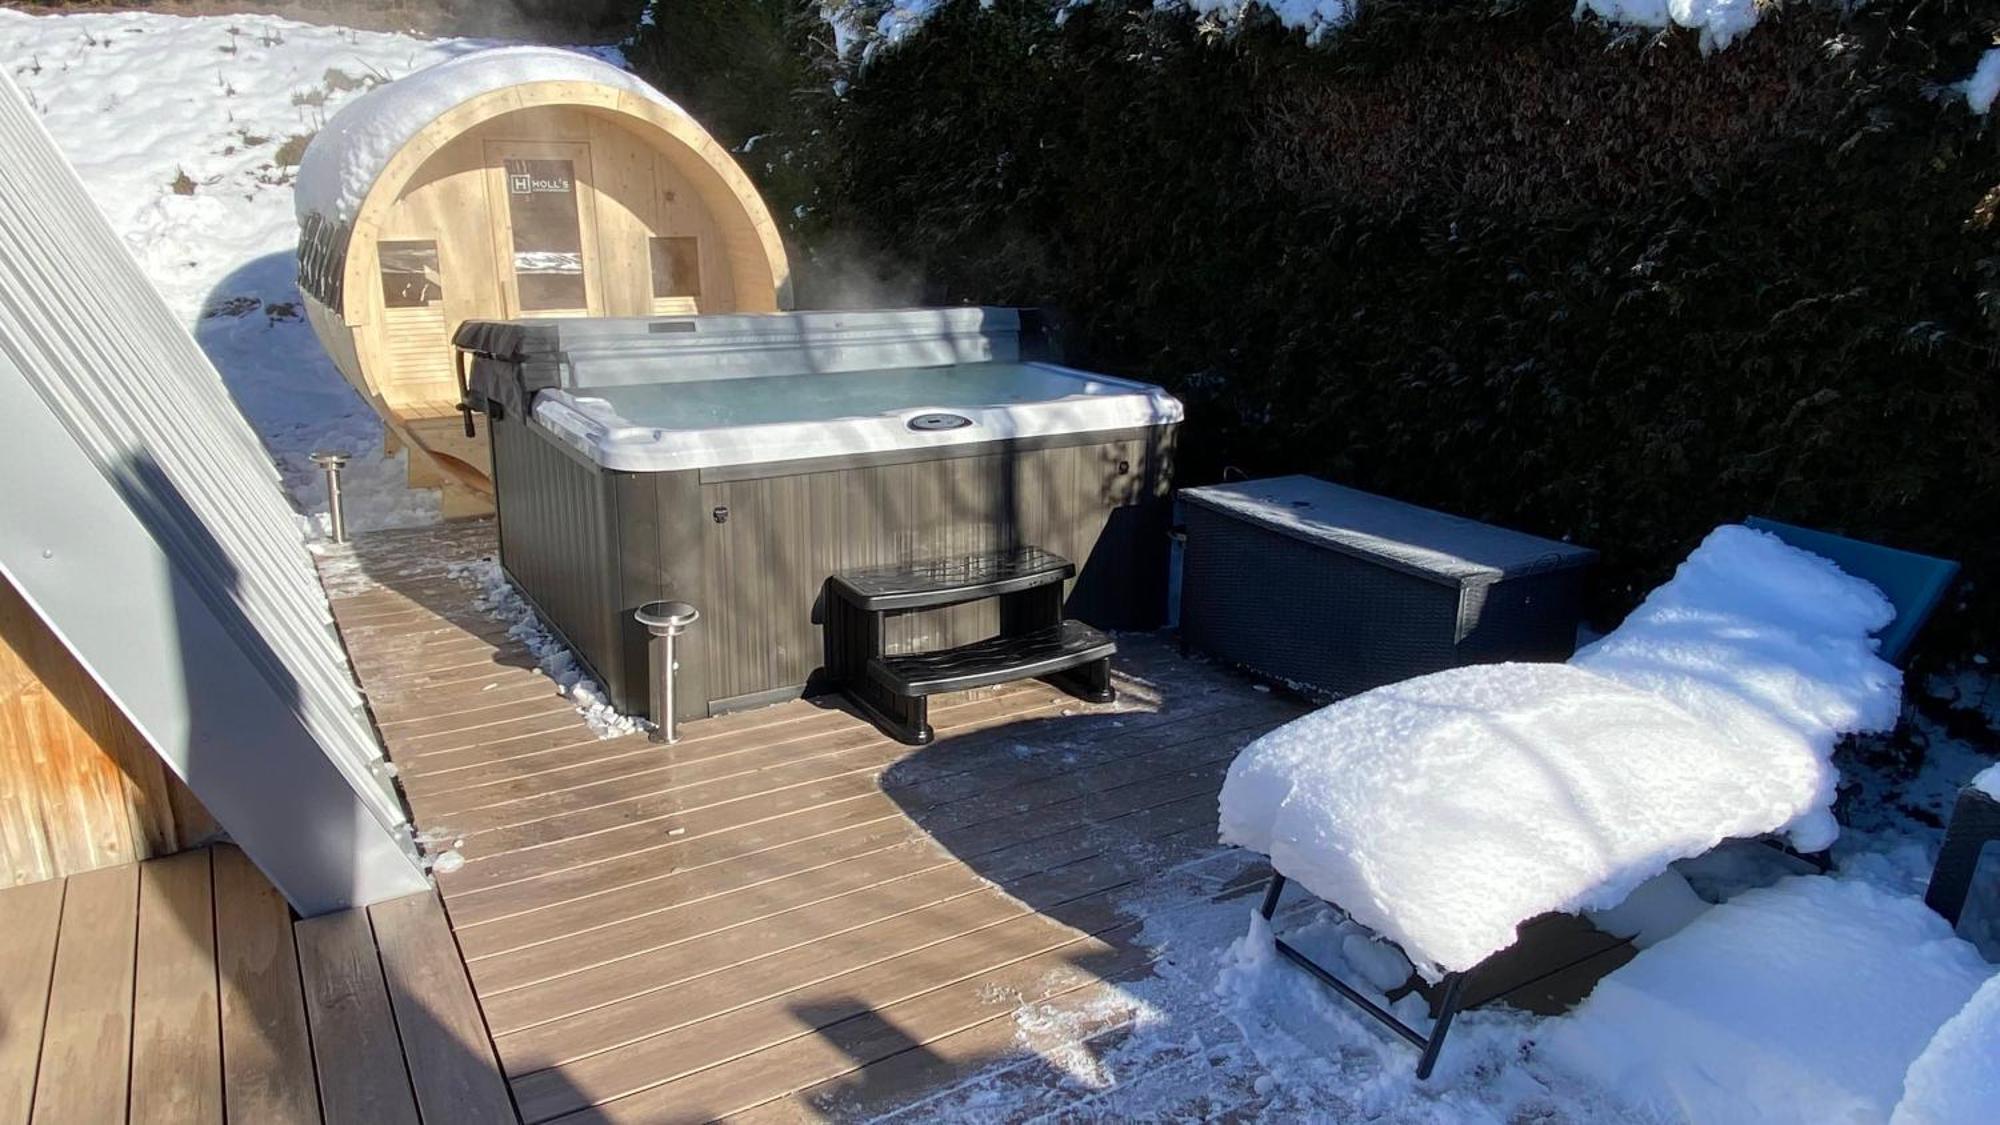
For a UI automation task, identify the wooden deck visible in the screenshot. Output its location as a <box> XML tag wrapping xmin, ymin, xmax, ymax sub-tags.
<box><xmin>316</xmin><ymin>520</ymin><xmax>1305</xmax><ymax>1123</ymax></box>
<box><xmin>0</xmin><ymin>843</ymin><xmax>512</xmax><ymax>1124</ymax></box>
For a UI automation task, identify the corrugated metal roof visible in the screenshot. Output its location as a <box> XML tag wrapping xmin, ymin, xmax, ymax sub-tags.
<box><xmin>0</xmin><ymin>73</ymin><xmax>425</xmax><ymax>910</ymax></box>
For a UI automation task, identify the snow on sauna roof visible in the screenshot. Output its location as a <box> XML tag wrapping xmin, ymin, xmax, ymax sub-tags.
<box><xmin>294</xmin><ymin>46</ymin><xmax>677</xmax><ymax>228</ymax></box>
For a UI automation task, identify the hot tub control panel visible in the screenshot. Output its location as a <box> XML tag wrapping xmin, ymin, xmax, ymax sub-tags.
<box><xmin>907</xmin><ymin>412</ymin><xmax>974</xmax><ymax>432</ymax></box>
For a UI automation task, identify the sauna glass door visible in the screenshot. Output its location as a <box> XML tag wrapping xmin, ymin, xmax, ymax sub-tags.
<box><xmin>486</xmin><ymin>141</ymin><xmax>602</xmax><ymax>317</ymax></box>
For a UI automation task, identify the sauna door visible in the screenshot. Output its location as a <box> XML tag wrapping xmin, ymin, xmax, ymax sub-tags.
<box><xmin>485</xmin><ymin>141</ymin><xmax>604</xmax><ymax>318</ymax></box>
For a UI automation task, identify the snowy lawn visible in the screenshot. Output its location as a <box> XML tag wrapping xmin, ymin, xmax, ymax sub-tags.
<box><xmin>0</xmin><ymin>10</ymin><xmax>613</xmax><ymax>535</ymax></box>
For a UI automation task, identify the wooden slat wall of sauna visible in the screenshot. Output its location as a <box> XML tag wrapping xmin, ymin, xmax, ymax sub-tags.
<box><xmin>0</xmin><ymin>572</ymin><xmax>216</xmax><ymax>888</ymax></box>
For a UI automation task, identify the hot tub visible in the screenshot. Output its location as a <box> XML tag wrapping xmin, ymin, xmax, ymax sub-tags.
<box><xmin>456</xmin><ymin>308</ymin><xmax>1182</xmax><ymax>722</ymax></box>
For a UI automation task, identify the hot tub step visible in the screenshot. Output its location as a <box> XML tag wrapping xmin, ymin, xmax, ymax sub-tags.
<box><xmin>869</xmin><ymin>621</ymin><xmax>1116</xmax><ymax>697</ymax></box>
<box><xmin>829</xmin><ymin>546</ymin><xmax>1075</xmax><ymax>613</ymax></box>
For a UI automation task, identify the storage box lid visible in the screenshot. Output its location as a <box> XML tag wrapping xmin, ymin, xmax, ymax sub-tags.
<box><xmin>1180</xmin><ymin>475</ymin><xmax>1596</xmax><ymax>587</ymax></box>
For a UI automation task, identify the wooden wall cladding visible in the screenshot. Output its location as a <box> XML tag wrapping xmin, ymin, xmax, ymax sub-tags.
<box><xmin>0</xmin><ymin>572</ymin><xmax>216</xmax><ymax>888</ymax></box>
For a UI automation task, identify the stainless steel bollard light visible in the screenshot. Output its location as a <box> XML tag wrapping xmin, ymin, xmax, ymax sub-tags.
<box><xmin>634</xmin><ymin>600</ymin><xmax>699</xmax><ymax>743</ymax></box>
<box><xmin>309</xmin><ymin>450</ymin><xmax>351</xmax><ymax>544</ymax></box>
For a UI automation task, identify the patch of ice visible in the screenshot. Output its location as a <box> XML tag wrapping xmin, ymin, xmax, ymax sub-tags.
<box><xmin>1894</xmin><ymin>970</ymin><xmax>2000</xmax><ymax>1124</ymax></box>
<box><xmin>447</xmin><ymin>558</ymin><xmax>647</xmax><ymax>738</ymax></box>
<box><xmin>1543</xmin><ymin>876</ymin><xmax>1993</xmax><ymax>1123</ymax></box>
<box><xmin>1220</xmin><ymin>524</ymin><xmax>1901</xmax><ymax>976</ymax></box>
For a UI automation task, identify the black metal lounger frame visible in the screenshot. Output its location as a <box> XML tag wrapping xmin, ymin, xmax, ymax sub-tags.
<box><xmin>1259</xmin><ymin>874</ymin><xmax>1468</xmax><ymax>1080</ymax></box>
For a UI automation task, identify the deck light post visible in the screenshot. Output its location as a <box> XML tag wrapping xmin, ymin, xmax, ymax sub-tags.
<box><xmin>309</xmin><ymin>450</ymin><xmax>351</xmax><ymax>543</ymax></box>
<box><xmin>635</xmin><ymin>601</ymin><xmax>699</xmax><ymax>744</ymax></box>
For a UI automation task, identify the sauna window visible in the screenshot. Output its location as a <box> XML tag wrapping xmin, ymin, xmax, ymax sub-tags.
<box><xmin>503</xmin><ymin>158</ymin><xmax>587</xmax><ymax>310</ymax></box>
<box><xmin>379</xmin><ymin>240</ymin><xmax>442</xmax><ymax>308</ymax></box>
<box><xmin>649</xmin><ymin>236</ymin><xmax>702</xmax><ymax>300</ymax></box>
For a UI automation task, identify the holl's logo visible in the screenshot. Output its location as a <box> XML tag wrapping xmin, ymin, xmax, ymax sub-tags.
<box><xmin>509</xmin><ymin>171</ymin><xmax>573</xmax><ymax>195</ymax></box>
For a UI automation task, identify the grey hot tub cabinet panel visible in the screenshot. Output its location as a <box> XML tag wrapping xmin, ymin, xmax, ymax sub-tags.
<box><xmin>490</xmin><ymin>406</ymin><xmax>1176</xmax><ymax>722</ymax></box>
<box><xmin>1178</xmin><ymin>476</ymin><xmax>1597</xmax><ymax>698</ymax></box>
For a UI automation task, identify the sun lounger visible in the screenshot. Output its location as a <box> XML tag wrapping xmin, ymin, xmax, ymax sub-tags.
<box><xmin>1219</xmin><ymin>521</ymin><xmax>1958</xmax><ymax>1077</ymax></box>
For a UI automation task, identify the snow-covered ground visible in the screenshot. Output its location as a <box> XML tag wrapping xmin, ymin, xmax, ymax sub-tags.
<box><xmin>0</xmin><ymin>9</ymin><xmax>615</xmax><ymax>535</ymax></box>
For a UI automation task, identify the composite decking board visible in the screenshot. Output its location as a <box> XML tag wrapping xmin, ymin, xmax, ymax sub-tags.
<box><xmin>130</xmin><ymin>850</ymin><xmax>224</xmax><ymax>1125</ymax></box>
<box><xmin>428</xmin><ymin>692</ymin><xmax>1081</xmax><ymax>837</ymax></box>
<box><xmin>464</xmin><ymin>749</ymin><xmax>1244</xmax><ymax>998</ymax></box>
<box><xmin>374</xmin><ymin>699</ymin><xmax>582</xmax><ymax>748</ymax></box>
<box><xmin>367</xmin><ymin>894</ymin><xmax>518</xmax><ymax>1125</ymax></box>
<box><xmin>360</xmin><ymin>650</ymin><xmax>544</xmax><ymax>693</ymax></box>
<box><xmin>640</xmin><ymin>942</ymin><xmax>1161</xmax><ymax>1125</ymax></box>
<box><xmin>32</xmin><ymin>862</ymin><xmax>139</xmax><ymax>1124</ymax></box>
<box><xmin>457</xmin><ymin>777</ymin><xmax>1224</xmax><ymax>971</ymax></box>
<box><xmin>361</xmin><ymin>669</ymin><xmax>550</xmax><ymax>707</ymax></box>
<box><xmin>396</xmin><ymin>733</ymin><xmax>661</xmax><ymax>792</ymax></box>
<box><xmin>370</xmin><ymin>680</ymin><xmax>569</xmax><ymax>726</ymax></box>
<box><xmin>0</xmin><ymin>879</ymin><xmax>62</xmax><ymax>1125</ymax></box>
<box><xmin>518</xmin><ymin>912</ymin><xmax>1154</xmax><ymax>1122</ymax></box>
<box><xmin>727</xmin><ymin>979</ymin><xmax>1182</xmax><ymax>1124</ymax></box>
<box><xmin>419</xmin><ymin>671</ymin><xmax>1182</xmax><ymax>818</ymax></box>
<box><xmin>341</xmin><ymin>618</ymin><xmax>517</xmax><ymax>653</ymax></box>
<box><xmin>491</xmin><ymin>822</ymin><xmax>1216</xmax><ymax>1079</ymax></box>
<box><xmin>387</xmin><ymin>710</ymin><xmax>593</xmax><ymax>759</ymax></box>
<box><xmin>339</xmin><ymin>618</ymin><xmax>517</xmax><ymax>649</ymax></box>
<box><xmin>437</xmin><ymin>732</ymin><xmax>1244</xmax><ymax>928</ymax></box>
<box><xmin>212</xmin><ymin>844</ymin><xmax>320</xmax><ymax>1125</ymax></box>
<box><xmin>451</xmin><ymin>818</ymin><xmax>927</xmax><ymax>960</ymax></box>
<box><xmin>357</xmin><ymin>646</ymin><xmax>554</xmax><ymax>693</ymax></box>
<box><xmin>400</xmin><ymin>688</ymin><xmax>1036</xmax><ymax>802</ymax></box>
<box><xmin>392</xmin><ymin>697</ymin><xmax>864</xmax><ymax>781</ymax></box>
<box><xmin>430</xmin><ymin>698</ymin><xmax>1102</xmax><ymax>892</ymax></box>
<box><xmin>430</xmin><ymin>684</ymin><xmax>1259</xmax><ymax>883</ymax></box>
<box><xmin>479</xmin><ymin>814</ymin><xmax>1220</xmax><ymax>1044</ymax></box>
<box><xmin>294</xmin><ymin>910</ymin><xmax>421</xmax><ymax>1125</ymax></box>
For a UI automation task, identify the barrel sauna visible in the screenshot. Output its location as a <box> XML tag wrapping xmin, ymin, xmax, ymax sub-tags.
<box><xmin>293</xmin><ymin>47</ymin><xmax>792</xmax><ymax>515</ymax></box>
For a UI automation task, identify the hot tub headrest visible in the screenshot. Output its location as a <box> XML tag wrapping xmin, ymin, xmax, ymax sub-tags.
<box><xmin>453</xmin><ymin>320</ymin><xmax>567</xmax><ymax>421</ymax></box>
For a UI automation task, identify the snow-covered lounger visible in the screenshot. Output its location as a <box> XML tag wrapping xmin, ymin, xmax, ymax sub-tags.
<box><xmin>1218</xmin><ymin>522</ymin><xmax>1957</xmax><ymax>1075</ymax></box>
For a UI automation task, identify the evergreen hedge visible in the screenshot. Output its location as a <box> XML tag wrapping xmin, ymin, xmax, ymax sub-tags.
<box><xmin>632</xmin><ymin>0</ymin><xmax>2000</xmax><ymax>657</ymax></box>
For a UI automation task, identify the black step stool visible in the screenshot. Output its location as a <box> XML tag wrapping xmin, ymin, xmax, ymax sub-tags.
<box><xmin>824</xmin><ymin>547</ymin><xmax>1116</xmax><ymax>746</ymax></box>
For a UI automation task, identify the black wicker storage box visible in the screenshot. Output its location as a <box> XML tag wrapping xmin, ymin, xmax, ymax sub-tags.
<box><xmin>1179</xmin><ymin>476</ymin><xmax>1597</xmax><ymax>698</ymax></box>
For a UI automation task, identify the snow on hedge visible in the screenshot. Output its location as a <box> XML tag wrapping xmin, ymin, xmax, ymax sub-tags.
<box><xmin>295</xmin><ymin>45</ymin><xmax>666</xmax><ymax>229</ymax></box>
<box><xmin>823</xmin><ymin>0</ymin><xmax>1760</xmax><ymax>61</ymax></box>
<box><xmin>1574</xmin><ymin>0</ymin><xmax>1760</xmax><ymax>54</ymax></box>
<box><xmin>1964</xmin><ymin>48</ymin><xmax>2000</xmax><ymax>116</ymax></box>
<box><xmin>1219</xmin><ymin>525</ymin><xmax>1901</xmax><ymax>977</ymax></box>
<box><xmin>1543</xmin><ymin>876</ymin><xmax>1994</xmax><ymax>1123</ymax></box>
